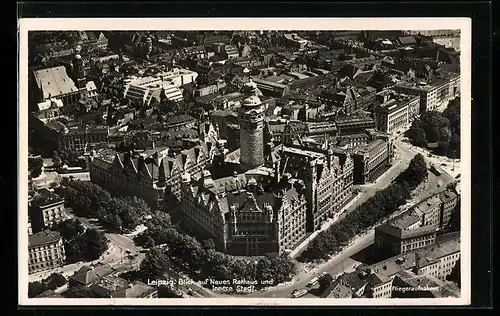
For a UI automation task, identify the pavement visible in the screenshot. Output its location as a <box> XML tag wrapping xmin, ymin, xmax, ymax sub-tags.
<box><xmin>241</xmin><ymin>132</ymin><xmax>457</xmax><ymax>298</ymax></box>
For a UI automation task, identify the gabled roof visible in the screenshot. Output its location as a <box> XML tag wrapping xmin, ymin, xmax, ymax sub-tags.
<box><xmin>33</xmin><ymin>66</ymin><xmax>79</xmax><ymax>100</ymax></box>
<box><xmin>69</xmin><ymin>263</ymin><xmax>115</xmax><ymax>286</ymax></box>
<box><xmin>398</xmin><ymin>36</ymin><xmax>417</xmax><ymax>45</ymax></box>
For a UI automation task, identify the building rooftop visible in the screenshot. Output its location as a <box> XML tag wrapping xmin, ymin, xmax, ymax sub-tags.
<box><xmin>336</xmin><ymin>115</ymin><xmax>375</xmax><ymax>125</ymax></box>
<box><xmin>31</xmin><ymin>188</ymin><xmax>65</xmax><ymax>208</ymax></box>
<box><xmin>69</xmin><ymin>263</ymin><xmax>115</xmax><ymax>286</ymax></box>
<box><xmin>281</xmin><ymin>145</ymin><xmax>325</xmax><ymax>159</ymax></box>
<box><xmin>440</xmin><ymin>190</ymin><xmax>458</xmax><ymax>203</ymax></box>
<box><xmin>321</xmin><ymin>280</ymin><xmax>353</xmax><ymax>298</ymax></box>
<box><xmin>394</xmin><ymin>270</ymin><xmax>461</xmax><ymax>298</ymax></box>
<box><xmin>390</xmin><ymin>211</ymin><xmax>422</xmax><ymax>230</ymax></box>
<box><xmin>111</xmin><ymin>281</ymin><xmax>156</xmax><ymax>298</ymax></box>
<box><xmin>33</xmin><ymin>66</ymin><xmax>79</xmax><ymax>100</ymax></box>
<box><xmin>414</xmin><ymin>195</ymin><xmax>442</xmax><ymax>217</ymax></box>
<box><xmin>368</xmin><ymin>234</ymin><xmax>460</xmax><ymax>278</ymax></box>
<box><xmin>29</xmin><ymin>230</ymin><xmax>62</xmax><ymax>248</ymax></box>
<box><xmin>166</xmin><ymin>114</ymin><xmax>196</xmax><ymax>126</ymax></box>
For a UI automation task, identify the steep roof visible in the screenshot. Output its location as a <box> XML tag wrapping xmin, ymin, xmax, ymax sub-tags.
<box><xmin>69</xmin><ymin>263</ymin><xmax>115</xmax><ymax>286</ymax></box>
<box><xmin>33</xmin><ymin>66</ymin><xmax>79</xmax><ymax>100</ymax></box>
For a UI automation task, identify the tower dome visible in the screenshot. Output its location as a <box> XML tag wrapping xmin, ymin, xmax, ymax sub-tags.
<box><xmin>247</xmin><ymin>177</ymin><xmax>257</xmax><ymax>187</ymax></box>
<box><xmin>242</xmin><ymin>95</ymin><xmax>262</xmax><ymax>108</ymax></box>
<box><xmin>241</xmin><ymin>79</ymin><xmax>263</xmax><ymax>97</ymax></box>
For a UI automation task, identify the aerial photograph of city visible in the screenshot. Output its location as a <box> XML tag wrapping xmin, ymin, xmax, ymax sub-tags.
<box><xmin>22</xmin><ymin>26</ymin><xmax>464</xmax><ymax>302</ymax></box>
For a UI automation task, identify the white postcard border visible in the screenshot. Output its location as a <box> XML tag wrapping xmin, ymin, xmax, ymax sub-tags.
<box><xmin>18</xmin><ymin>17</ymin><xmax>472</xmax><ymax>306</ymax></box>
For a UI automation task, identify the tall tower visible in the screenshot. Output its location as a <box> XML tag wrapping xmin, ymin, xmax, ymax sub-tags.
<box><xmin>239</xmin><ymin>94</ymin><xmax>265</xmax><ymax>170</ymax></box>
<box><xmin>73</xmin><ymin>53</ymin><xmax>86</xmax><ymax>89</ymax></box>
<box><xmin>304</xmin><ymin>159</ymin><xmax>318</xmax><ymax>232</ymax></box>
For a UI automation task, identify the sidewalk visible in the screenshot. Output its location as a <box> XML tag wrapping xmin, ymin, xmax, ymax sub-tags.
<box><xmin>289</xmin><ymin>192</ymin><xmax>362</xmax><ymax>259</ymax></box>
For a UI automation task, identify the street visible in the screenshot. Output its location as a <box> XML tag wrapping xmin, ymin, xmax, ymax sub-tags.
<box><xmin>28</xmin><ymin>135</ymin><xmax>459</xmax><ymax>297</ymax></box>
<box><xmin>241</xmin><ymin>132</ymin><xmax>458</xmax><ymax>298</ymax></box>
<box><xmin>29</xmin><ymin>209</ymin><xmax>146</xmax><ymax>283</ymax></box>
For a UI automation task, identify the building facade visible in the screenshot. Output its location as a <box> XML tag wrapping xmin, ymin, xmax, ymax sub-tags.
<box><xmin>393</xmin><ymin>72</ymin><xmax>460</xmax><ymax>113</ymax></box>
<box><xmin>89</xmin><ymin>140</ymin><xmax>218</xmax><ymax>207</ymax></box>
<box><xmin>375</xmin><ymin>221</ymin><xmax>437</xmax><ymax>257</ymax></box>
<box><xmin>352</xmin><ymin>134</ymin><xmax>394</xmax><ymax>184</ymax></box>
<box><xmin>439</xmin><ymin>189</ymin><xmax>459</xmax><ymax>229</ymax></box>
<box><xmin>29</xmin><ymin>189</ymin><xmax>67</xmax><ymax>233</ymax></box>
<box><xmin>277</xmin><ymin>144</ymin><xmax>355</xmax><ymax>231</ymax></box>
<box><xmin>28</xmin><ymin>230</ymin><xmax>66</xmax><ymax>275</ymax></box>
<box><xmin>374</xmin><ymin>94</ymin><xmax>420</xmax><ymax>134</ymax></box>
<box><xmin>180</xmin><ymin>172</ymin><xmax>308</xmax><ymax>256</ymax></box>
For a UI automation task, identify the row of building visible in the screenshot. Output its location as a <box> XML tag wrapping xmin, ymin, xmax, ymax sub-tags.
<box><xmin>322</xmin><ymin>232</ymin><xmax>460</xmax><ymax>298</ymax></box>
<box><xmin>374</xmin><ymin>187</ymin><xmax>459</xmax><ymax>257</ymax></box>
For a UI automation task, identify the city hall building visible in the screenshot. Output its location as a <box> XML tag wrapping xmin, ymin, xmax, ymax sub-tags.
<box><xmin>180</xmin><ymin>171</ymin><xmax>308</xmax><ymax>256</ymax></box>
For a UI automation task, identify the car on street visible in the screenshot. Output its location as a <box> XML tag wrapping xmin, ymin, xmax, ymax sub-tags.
<box><xmin>307</xmin><ymin>277</ymin><xmax>319</xmax><ymax>287</ymax></box>
<box><xmin>291</xmin><ymin>289</ymin><xmax>308</xmax><ymax>298</ymax></box>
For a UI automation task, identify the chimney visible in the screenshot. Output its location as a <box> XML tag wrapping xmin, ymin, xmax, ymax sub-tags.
<box><xmin>414</xmin><ymin>252</ymin><xmax>421</xmax><ymax>275</ymax></box>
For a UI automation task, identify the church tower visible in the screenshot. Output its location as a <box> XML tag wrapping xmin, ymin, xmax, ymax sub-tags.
<box><xmin>73</xmin><ymin>52</ymin><xmax>86</xmax><ymax>89</ymax></box>
<box><xmin>239</xmin><ymin>86</ymin><xmax>265</xmax><ymax>170</ymax></box>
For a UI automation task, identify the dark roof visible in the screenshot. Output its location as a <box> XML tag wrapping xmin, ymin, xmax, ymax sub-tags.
<box><xmin>398</xmin><ymin>36</ymin><xmax>417</xmax><ymax>45</ymax></box>
<box><xmin>70</xmin><ymin>263</ymin><xmax>115</xmax><ymax>285</ymax></box>
<box><xmin>31</xmin><ymin>189</ymin><xmax>64</xmax><ymax>208</ymax></box>
<box><xmin>29</xmin><ymin>230</ymin><xmax>62</xmax><ymax>248</ymax></box>
<box><xmin>321</xmin><ymin>280</ymin><xmax>353</xmax><ymax>298</ymax></box>
<box><xmin>166</xmin><ymin>114</ymin><xmax>196</xmax><ymax>126</ymax></box>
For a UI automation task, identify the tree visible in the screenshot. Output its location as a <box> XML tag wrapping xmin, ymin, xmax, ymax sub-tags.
<box><xmin>442</xmin><ymin>97</ymin><xmax>460</xmax><ymax>132</ymax></box>
<box><xmin>28</xmin><ymin>281</ymin><xmax>47</xmax><ymax>298</ymax></box>
<box><xmin>53</xmin><ymin>150</ymin><xmax>62</xmax><ymax>167</ymax></box>
<box><xmin>51</xmin><ymin>219</ymin><xmax>85</xmax><ymax>241</ymax></box>
<box><xmin>270</xmin><ymin>253</ymin><xmax>296</xmax><ymax>284</ymax></box>
<box><xmin>435</xmin><ymin>141</ymin><xmax>450</xmax><ymax>156</ymax></box>
<box><xmin>202</xmin><ymin>239</ymin><xmax>215</xmax><ymax>250</ymax></box>
<box><xmin>399</xmin><ymin>153</ymin><xmax>428</xmax><ymax>188</ymax></box>
<box><xmin>318</xmin><ymin>273</ymin><xmax>334</xmax><ymax>291</ymax></box>
<box><xmin>28</xmin><ymin>157</ymin><xmax>43</xmax><ymax>178</ymax></box>
<box><xmin>158</xmin><ymin>285</ymin><xmax>183</xmax><ymax>298</ymax></box>
<box><xmin>255</xmin><ymin>257</ymin><xmax>274</xmax><ymax>283</ymax></box>
<box><xmin>446</xmin><ymin>258</ymin><xmax>461</xmax><ymax>286</ymax></box>
<box><xmin>44</xmin><ymin>273</ymin><xmax>67</xmax><ymax>290</ymax></box>
<box><xmin>81</xmin><ymin>228</ymin><xmax>109</xmax><ymax>261</ymax></box>
<box><xmin>407</xmin><ymin>127</ymin><xmax>428</xmax><ymax>147</ymax></box>
<box><xmin>140</xmin><ymin>248</ymin><xmax>171</xmax><ymax>279</ymax></box>
<box><xmin>449</xmin><ymin>133</ymin><xmax>461</xmax><ymax>159</ymax></box>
